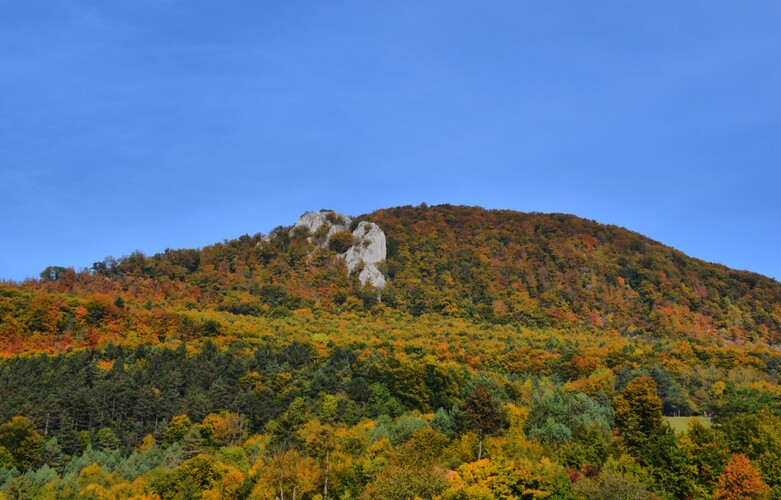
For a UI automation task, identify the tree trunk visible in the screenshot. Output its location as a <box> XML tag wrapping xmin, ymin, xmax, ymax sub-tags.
<box><xmin>324</xmin><ymin>450</ymin><xmax>330</xmax><ymax>500</ymax></box>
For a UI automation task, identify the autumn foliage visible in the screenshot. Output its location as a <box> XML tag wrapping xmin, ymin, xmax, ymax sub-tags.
<box><xmin>714</xmin><ymin>453</ymin><xmax>770</xmax><ymax>499</ymax></box>
<box><xmin>0</xmin><ymin>204</ymin><xmax>779</xmax><ymax>497</ymax></box>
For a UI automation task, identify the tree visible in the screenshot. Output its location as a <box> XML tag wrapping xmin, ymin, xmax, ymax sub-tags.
<box><xmin>0</xmin><ymin>445</ymin><xmax>13</xmax><ymax>468</ymax></box>
<box><xmin>362</xmin><ymin>463</ymin><xmax>449</xmax><ymax>500</ymax></box>
<box><xmin>524</xmin><ymin>388</ymin><xmax>612</xmax><ymax>445</ymax></box>
<box><xmin>201</xmin><ymin>411</ymin><xmax>247</xmax><ymax>448</ymax></box>
<box><xmin>397</xmin><ymin>426</ymin><xmax>449</xmax><ymax>467</ymax></box>
<box><xmin>649</xmin><ymin>365</ymin><xmax>693</xmax><ymax>416</ymax></box>
<box><xmin>680</xmin><ymin>420</ymin><xmax>730</xmax><ymax>492</ymax></box>
<box><xmin>445</xmin><ymin>456</ymin><xmax>568</xmax><ymax>499</ymax></box>
<box><xmin>39</xmin><ymin>266</ymin><xmax>68</xmax><ymax>281</ymax></box>
<box><xmin>573</xmin><ymin>454</ymin><xmax>655</xmax><ymax>500</ymax></box>
<box><xmin>714</xmin><ymin>453</ymin><xmax>770</xmax><ymax>499</ymax></box>
<box><xmin>328</xmin><ymin>231</ymin><xmax>355</xmax><ymax>254</ymax></box>
<box><xmin>94</xmin><ymin>427</ymin><xmax>121</xmax><ymax>451</ymax></box>
<box><xmin>163</xmin><ymin>414</ymin><xmax>192</xmax><ymax>447</ymax></box>
<box><xmin>254</xmin><ymin>449</ymin><xmax>319</xmax><ymax>500</ymax></box>
<box><xmin>643</xmin><ymin>425</ymin><xmax>700</xmax><ymax>499</ymax></box>
<box><xmin>613</xmin><ymin>376</ymin><xmax>663</xmax><ymax>457</ymax></box>
<box><xmin>431</xmin><ymin>408</ymin><xmax>458</xmax><ymax>438</ymax></box>
<box><xmin>0</xmin><ymin>416</ymin><xmax>43</xmax><ymax>471</ymax></box>
<box><xmin>459</xmin><ymin>377</ymin><xmax>509</xmax><ymax>460</ymax></box>
<box><xmin>163</xmin><ymin>453</ymin><xmax>243</xmax><ymax>500</ymax></box>
<box><xmin>299</xmin><ymin>420</ymin><xmax>337</xmax><ymax>500</ymax></box>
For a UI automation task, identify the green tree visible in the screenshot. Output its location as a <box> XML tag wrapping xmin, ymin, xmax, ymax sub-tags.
<box><xmin>524</xmin><ymin>388</ymin><xmax>612</xmax><ymax>445</ymax></box>
<box><xmin>431</xmin><ymin>408</ymin><xmax>458</xmax><ymax>438</ymax></box>
<box><xmin>163</xmin><ymin>414</ymin><xmax>192</xmax><ymax>447</ymax></box>
<box><xmin>649</xmin><ymin>365</ymin><xmax>693</xmax><ymax>416</ymax></box>
<box><xmin>459</xmin><ymin>377</ymin><xmax>509</xmax><ymax>460</ymax></box>
<box><xmin>613</xmin><ymin>376</ymin><xmax>663</xmax><ymax>457</ymax></box>
<box><xmin>0</xmin><ymin>445</ymin><xmax>13</xmax><ymax>468</ymax></box>
<box><xmin>94</xmin><ymin>427</ymin><xmax>121</xmax><ymax>451</ymax></box>
<box><xmin>328</xmin><ymin>231</ymin><xmax>355</xmax><ymax>254</ymax></box>
<box><xmin>573</xmin><ymin>454</ymin><xmax>655</xmax><ymax>500</ymax></box>
<box><xmin>680</xmin><ymin>420</ymin><xmax>730</xmax><ymax>493</ymax></box>
<box><xmin>39</xmin><ymin>266</ymin><xmax>68</xmax><ymax>281</ymax></box>
<box><xmin>643</xmin><ymin>425</ymin><xmax>700</xmax><ymax>499</ymax></box>
<box><xmin>39</xmin><ymin>437</ymin><xmax>65</xmax><ymax>470</ymax></box>
<box><xmin>0</xmin><ymin>416</ymin><xmax>43</xmax><ymax>471</ymax></box>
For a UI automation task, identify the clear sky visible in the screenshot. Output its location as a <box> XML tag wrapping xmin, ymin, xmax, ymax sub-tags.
<box><xmin>1</xmin><ymin>2</ymin><xmax>779</xmax><ymax>282</ymax></box>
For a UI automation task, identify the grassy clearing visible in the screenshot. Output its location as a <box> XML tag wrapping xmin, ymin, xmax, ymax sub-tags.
<box><xmin>665</xmin><ymin>416</ymin><xmax>712</xmax><ymax>434</ymax></box>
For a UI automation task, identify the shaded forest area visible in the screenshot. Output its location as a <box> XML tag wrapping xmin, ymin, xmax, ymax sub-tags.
<box><xmin>1</xmin><ymin>333</ymin><xmax>779</xmax><ymax>498</ymax></box>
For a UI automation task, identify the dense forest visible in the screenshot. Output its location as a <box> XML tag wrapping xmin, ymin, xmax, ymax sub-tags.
<box><xmin>1</xmin><ymin>204</ymin><xmax>780</xmax><ymax>499</ymax></box>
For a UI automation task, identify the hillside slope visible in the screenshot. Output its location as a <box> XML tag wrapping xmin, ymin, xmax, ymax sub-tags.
<box><xmin>365</xmin><ymin>205</ymin><xmax>781</xmax><ymax>342</ymax></box>
<box><xmin>2</xmin><ymin>204</ymin><xmax>779</xmax><ymax>352</ymax></box>
<box><xmin>2</xmin><ymin>205</ymin><xmax>781</xmax><ymax>499</ymax></box>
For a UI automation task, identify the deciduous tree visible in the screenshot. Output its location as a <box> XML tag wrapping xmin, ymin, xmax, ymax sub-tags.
<box><xmin>613</xmin><ymin>376</ymin><xmax>663</xmax><ymax>457</ymax></box>
<box><xmin>714</xmin><ymin>453</ymin><xmax>770</xmax><ymax>500</ymax></box>
<box><xmin>0</xmin><ymin>416</ymin><xmax>42</xmax><ymax>471</ymax></box>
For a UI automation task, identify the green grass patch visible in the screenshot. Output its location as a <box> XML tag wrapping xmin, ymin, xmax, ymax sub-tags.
<box><xmin>665</xmin><ymin>416</ymin><xmax>712</xmax><ymax>434</ymax></box>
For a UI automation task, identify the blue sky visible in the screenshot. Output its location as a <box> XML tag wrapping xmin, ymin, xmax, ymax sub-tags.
<box><xmin>1</xmin><ymin>2</ymin><xmax>779</xmax><ymax>281</ymax></box>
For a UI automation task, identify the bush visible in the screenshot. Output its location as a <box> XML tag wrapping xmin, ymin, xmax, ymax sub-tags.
<box><xmin>329</xmin><ymin>231</ymin><xmax>355</xmax><ymax>254</ymax></box>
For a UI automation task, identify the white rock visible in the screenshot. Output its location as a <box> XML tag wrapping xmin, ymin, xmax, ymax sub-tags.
<box><xmin>358</xmin><ymin>264</ymin><xmax>386</xmax><ymax>288</ymax></box>
<box><xmin>277</xmin><ymin>210</ymin><xmax>387</xmax><ymax>288</ymax></box>
<box><xmin>291</xmin><ymin>211</ymin><xmax>351</xmax><ymax>245</ymax></box>
<box><xmin>341</xmin><ymin>221</ymin><xmax>387</xmax><ymax>288</ymax></box>
<box><xmin>342</xmin><ymin>221</ymin><xmax>386</xmax><ymax>270</ymax></box>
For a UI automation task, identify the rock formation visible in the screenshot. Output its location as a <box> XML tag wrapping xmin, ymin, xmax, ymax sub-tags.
<box><xmin>343</xmin><ymin>221</ymin><xmax>387</xmax><ymax>288</ymax></box>
<box><xmin>291</xmin><ymin>211</ymin><xmax>351</xmax><ymax>242</ymax></box>
<box><xmin>283</xmin><ymin>211</ymin><xmax>387</xmax><ymax>288</ymax></box>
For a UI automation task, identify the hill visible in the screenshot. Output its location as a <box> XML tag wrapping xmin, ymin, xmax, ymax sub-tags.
<box><xmin>367</xmin><ymin>205</ymin><xmax>781</xmax><ymax>342</ymax></box>
<box><xmin>1</xmin><ymin>204</ymin><xmax>780</xmax><ymax>498</ymax></box>
<box><xmin>4</xmin><ymin>204</ymin><xmax>779</xmax><ymax>352</ymax></box>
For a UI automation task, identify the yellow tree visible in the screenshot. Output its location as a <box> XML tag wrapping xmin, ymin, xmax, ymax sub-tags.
<box><xmin>613</xmin><ymin>376</ymin><xmax>663</xmax><ymax>457</ymax></box>
<box><xmin>254</xmin><ymin>450</ymin><xmax>319</xmax><ymax>500</ymax></box>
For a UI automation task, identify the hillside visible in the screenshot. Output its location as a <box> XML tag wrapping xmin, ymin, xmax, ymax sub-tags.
<box><xmin>368</xmin><ymin>205</ymin><xmax>781</xmax><ymax>342</ymax></box>
<box><xmin>1</xmin><ymin>204</ymin><xmax>780</xmax><ymax>498</ymax></box>
<box><xmin>4</xmin><ymin>204</ymin><xmax>779</xmax><ymax>352</ymax></box>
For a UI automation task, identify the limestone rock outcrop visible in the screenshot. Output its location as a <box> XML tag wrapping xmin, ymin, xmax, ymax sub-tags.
<box><xmin>344</xmin><ymin>221</ymin><xmax>387</xmax><ymax>288</ymax></box>
<box><xmin>291</xmin><ymin>211</ymin><xmax>351</xmax><ymax>242</ymax></box>
<box><xmin>283</xmin><ymin>211</ymin><xmax>387</xmax><ymax>288</ymax></box>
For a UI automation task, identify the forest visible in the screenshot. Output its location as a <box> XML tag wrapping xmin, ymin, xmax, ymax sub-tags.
<box><xmin>1</xmin><ymin>204</ymin><xmax>780</xmax><ymax>499</ymax></box>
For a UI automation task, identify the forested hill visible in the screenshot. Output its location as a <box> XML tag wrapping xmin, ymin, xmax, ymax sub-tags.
<box><xmin>365</xmin><ymin>205</ymin><xmax>781</xmax><ymax>343</ymax></box>
<box><xmin>2</xmin><ymin>204</ymin><xmax>780</xmax><ymax>353</ymax></box>
<box><xmin>2</xmin><ymin>205</ymin><xmax>781</xmax><ymax>499</ymax></box>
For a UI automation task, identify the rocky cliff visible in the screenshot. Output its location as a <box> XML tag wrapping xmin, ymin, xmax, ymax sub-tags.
<box><xmin>343</xmin><ymin>221</ymin><xmax>387</xmax><ymax>288</ymax></box>
<box><xmin>287</xmin><ymin>211</ymin><xmax>387</xmax><ymax>288</ymax></box>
